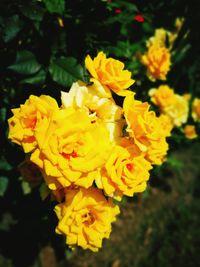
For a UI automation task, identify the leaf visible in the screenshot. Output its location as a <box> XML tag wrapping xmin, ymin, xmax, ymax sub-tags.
<box><xmin>2</xmin><ymin>15</ymin><xmax>23</xmax><ymax>42</ymax></box>
<box><xmin>49</xmin><ymin>57</ymin><xmax>83</xmax><ymax>87</ymax></box>
<box><xmin>0</xmin><ymin>213</ymin><xmax>16</xmax><ymax>231</ymax></box>
<box><xmin>20</xmin><ymin>69</ymin><xmax>46</xmax><ymax>85</ymax></box>
<box><xmin>39</xmin><ymin>182</ymin><xmax>50</xmax><ymax>200</ymax></box>
<box><xmin>166</xmin><ymin>155</ymin><xmax>183</xmax><ymax>171</ymax></box>
<box><xmin>173</xmin><ymin>44</ymin><xmax>191</xmax><ymax>65</ymax></box>
<box><xmin>142</xmin><ymin>21</ymin><xmax>154</xmax><ymax>33</ymax></box>
<box><xmin>19</xmin><ymin>3</ymin><xmax>45</xmax><ymax>21</ymax></box>
<box><xmin>43</xmin><ymin>0</ymin><xmax>65</xmax><ymax>15</ymax></box>
<box><xmin>0</xmin><ymin>108</ymin><xmax>6</xmax><ymax>123</ymax></box>
<box><xmin>21</xmin><ymin>180</ymin><xmax>31</xmax><ymax>195</ymax></box>
<box><xmin>8</xmin><ymin>50</ymin><xmax>41</xmax><ymax>75</ymax></box>
<box><xmin>0</xmin><ymin>176</ymin><xmax>9</xmax><ymax>197</ymax></box>
<box><xmin>108</xmin><ymin>1</ymin><xmax>138</xmax><ymax>12</ymax></box>
<box><xmin>0</xmin><ymin>156</ymin><xmax>12</xmax><ymax>171</ymax></box>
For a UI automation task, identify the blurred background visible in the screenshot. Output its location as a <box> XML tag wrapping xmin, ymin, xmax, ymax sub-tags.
<box><xmin>1</xmin><ymin>0</ymin><xmax>200</xmax><ymax>266</ymax></box>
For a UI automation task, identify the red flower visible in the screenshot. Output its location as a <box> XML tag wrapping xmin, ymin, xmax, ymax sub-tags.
<box><xmin>115</xmin><ymin>9</ymin><xmax>122</xmax><ymax>14</ymax></box>
<box><xmin>134</xmin><ymin>14</ymin><xmax>144</xmax><ymax>22</ymax></box>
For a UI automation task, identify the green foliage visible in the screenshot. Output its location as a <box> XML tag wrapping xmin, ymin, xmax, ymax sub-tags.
<box><xmin>43</xmin><ymin>0</ymin><xmax>65</xmax><ymax>15</ymax></box>
<box><xmin>49</xmin><ymin>57</ymin><xmax>84</xmax><ymax>87</ymax></box>
<box><xmin>0</xmin><ymin>156</ymin><xmax>12</xmax><ymax>171</ymax></box>
<box><xmin>19</xmin><ymin>3</ymin><xmax>45</xmax><ymax>22</ymax></box>
<box><xmin>0</xmin><ymin>177</ymin><xmax>9</xmax><ymax>197</ymax></box>
<box><xmin>8</xmin><ymin>50</ymin><xmax>41</xmax><ymax>75</ymax></box>
<box><xmin>20</xmin><ymin>69</ymin><xmax>46</xmax><ymax>85</ymax></box>
<box><xmin>2</xmin><ymin>15</ymin><xmax>23</xmax><ymax>42</ymax></box>
<box><xmin>39</xmin><ymin>183</ymin><xmax>50</xmax><ymax>201</ymax></box>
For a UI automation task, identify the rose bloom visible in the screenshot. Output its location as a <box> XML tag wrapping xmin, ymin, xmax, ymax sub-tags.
<box><xmin>183</xmin><ymin>125</ymin><xmax>197</xmax><ymax>140</ymax></box>
<box><xmin>192</xmin><ymin>98</ymin><xmax>200</xmax><ymax>122</ymax></box>
<box><xmin>31</xmin><ymin>108</ymin><xmax>111</xmax><ymax>191</ymax></box>
<box><xmin>55</xmin><ymin>187</ymin><xmax>120</xmax><ymax>251</ymax></box>
<box><xmin>95</xmin><ymin>145</ymin><xmax>152</xmax><ymax>200</ymax></box>
<box><xmin>8</xmin><ymin>95</ymin><xmax>59</xmax><ymax>153</ymax></box>
<box><xmin>61</xmin><ymin>80</ymin><xmax>124</xmax><ymax>141</ymax></box>
<box><xmin>147</xmin><ymin>28</ymin><xmax>169</xmax><ymax>48</ymax></box>
<box><xmin>85</xmin><ymin>51</ymin><xmax>135</xmax><ymax>96</ymax></box>
<box><xmin>163</xmin><ymin>94</ymin><xmax>189</xmax><ymax>127</ymax></box>
<box><xmin>123</xmin><ymin>93</ymin><xmax>169</xmax><ymax>165</ymax></box>
<box><xmin>159</xmin><ymin>114</ymin><xmax>173</xmax><ymax>137</ymax></box>
<box><xmin>149</xmin><ymin>85</ymin><xmax>176</xmax><ymax>109</ymax></box>
<box><xmin>141</xmin><ymin>43</ymin><xmax>171</xmax><ymax>81</ymax></box>
<box><xmin>147</xmin><ymin>28</ymin><xmax>176</xmax><ymax>50</ymax></box>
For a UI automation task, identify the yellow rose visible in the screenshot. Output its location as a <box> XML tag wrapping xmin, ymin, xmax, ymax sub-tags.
<box><xmin>183</xmin><ymin>125</ymin><xmax>197</xmax><ymax>140</ymax></box>
<box><xmin>192</xmin><ymin>98</ymin><xmax>200</xmax><ymax>122</ymax></box>
<box><xmin>31</xmin><ymin>108</ymin><xmax>111</xmax><ymax>191</ymax></box>
<box><xmin>95</xmin><ymin>145</ymin><xmax>152</xmax><ymax>200</ymax></box>
<box><xmin>61</xmin><ymin>80</ymin><xmax>124</xmax><ymax>141</ymax></box>
<box><xmin>141</xmin><ymin>44</ymin><xmax>171</xmax><ymax>81</ymax></box>
<box><xmin>85</xmin><ymin>51</ymin><xmax>135</xmax><ymax>96</ymax></box>
<box><xmin>146</xmin><ymin>137</ymin><xmax>169</xmax><ymax>165</ymax></box>
<box><xmin>158</xmin><ymin>114</ymin><xmax>173</xmax><ymax>137</ymax></box>
<box><xmin>149</xmin><ymin>85</ymin><xmax>176</xmax><ymax>109</ymax></box>
<box><xmin>123</xmin><ymin>93</ymin><xmax>169</xmax><ymax>165</ymax></box>
<box><xmin>8</xmin><ymin>95</ymin><xmax>59</xmax><ymax>153</ymax></box>
<box><xmin>147</xmin><ymin>28</ymin><xmax>178</xmax><ymax>50</ymax></box>
<box><xmin>163</xmin><ymin>94</ymin><xmax>189</xmax><ymax>127</ymax></box>
<box><xmin>54</xmin><ymin>187</ymin><xmax>120</xmax><ymax>251</ymax></box>
<box><xmin>147</xmin><ymin>28</ymin><xmax>169</xmax><ymax>48</ymax></box>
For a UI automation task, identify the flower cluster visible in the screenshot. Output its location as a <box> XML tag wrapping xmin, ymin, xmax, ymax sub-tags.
<box><xmin>149</xmin><ymin>85</ymin><xmax>199</xmax><ymax>140</ymax></box>
<box><xmin>141</xmin><ymin>18</ymin><xmax>199</xmax><ymax>141</ymax></box>
<box><xmin>141</xmin><ymin>29</ymin><xmax>171</xmax><ymax>81</ymax></box>
<box><xmin>8</xmin><ymin>51</ymin><xmax>170</xmax><ymax>251</ymax></box>
<box><xmin>141</xmin><ymin>19</ymin><xmax>184</xmax><ymax>82</ymax></box>
<box><xmin>149</xmin><ymin>85</ymin><xmax>189</xmax><ymax>127</ymax></box>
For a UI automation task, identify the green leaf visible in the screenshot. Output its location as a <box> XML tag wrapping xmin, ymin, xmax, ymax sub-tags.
<box><xmin>2</xmin><ymin>15</ymin><xmax>23</xmax><ymax>42</ymax></box>
<box><xmin>108</xmin><ymin>1</ymin><xmax>138</xmax><ymax>12</ymax></box>
<box><xmin>49</xmin><ymin>57</ymin><xmax>83</xmax><ymax>87</ymax></box>
<box><xmin>0</xmin><ymin>176</ymin><xmax>9</xmax><ymax>197</ymax></box>
<box><xmin>0</xmin><ymin>213</ymin><xmax>16</xmax><ymax>231</ymax></box>
<box><xmin>39</xmin><ymin>182</ymin><xmax>50</xmax><ymax>200</ymax></box>
<box><xmin>0</xmin><ymin>156</ymin><xmax>12</xmax><ymax>171</ymax></box>
<box><xmin>20</xmin><ymin>69</ymin><xmax>46</xmax><ymax>85</ymax></box>
<box><xmin>166</xmin><ymin>155</ymin><xmax>183</xmax><ymax>171</ymax></box>
<box><xmin>0</xmin><ymin>108</ymin><xmax>6</xmax><ymax>123</ymax></box>
<box><xmin>173</xmin><ymin>44</ymin><xmax>191</xmax><ymax>65</ymax></box>
<box><xmin>19</xmin><ymin>3</ymin><xmax>45</xmax><ymax>21</ymax></box>
<box><xmin>43</xmin><ymin>0</ymin><xmax>65</xmax><ymax>15</ymax></box>
<box><xmin>142</xmin><ymin>21</ymin><xmax>154</xmax><ymax>33</ymax></box>
<box><xmin>21</xmin><ymin>179</ymin><xmax>31</xmax><ymax>195</ymax></box>
<box><xmin>8</xmin><ymin>50</ymin><xmax>41</xmax><ymax>75</ymax></box>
